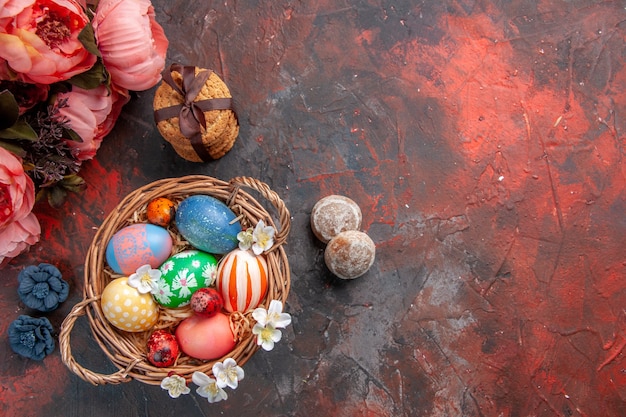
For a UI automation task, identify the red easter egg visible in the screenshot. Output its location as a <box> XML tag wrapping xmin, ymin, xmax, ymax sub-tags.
<box><xmin>175</xmin><ymin>313</ymin><xmax>235</xmax><ymax>360</ymax></box>
<box><xmin>147</xmin><ymin>330</ymin><xmax>180</xmax><ymax>367</ymax></box>
<box><xmin>190</xmin><ymin>287</ymin><xmax>223</xmax><ymax>317</ymax></box>
<box><xmin>215</xmin><ymin>249</ymin><xmax>268</xmax><ymax>313</ymax></box>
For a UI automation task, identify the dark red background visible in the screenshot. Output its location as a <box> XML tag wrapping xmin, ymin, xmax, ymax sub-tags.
<box><xmin>1</xmin><ymin>1</ymin><xmax>625</xmax><ymax>416</ymax></box>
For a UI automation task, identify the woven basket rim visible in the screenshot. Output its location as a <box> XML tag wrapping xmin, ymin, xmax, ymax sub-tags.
<box><xmin>59</xmin><ymin>175</ymin><xmax>291</xmax><ymax>386</ymax></box>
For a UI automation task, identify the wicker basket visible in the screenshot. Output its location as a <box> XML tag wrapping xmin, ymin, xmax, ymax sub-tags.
<box><xmin>59</xmin><ymin>175</ymin><xmax>291</xmax><ymax>386</ymax></box>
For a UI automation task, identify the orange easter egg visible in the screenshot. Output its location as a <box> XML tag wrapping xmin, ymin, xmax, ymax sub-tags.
<box><xmin>146</xmin><ymin>197</ymin><xmax>175</xmax><ymax>227</ymax></box>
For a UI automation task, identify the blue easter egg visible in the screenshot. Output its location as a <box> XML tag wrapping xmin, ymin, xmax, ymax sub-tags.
<box><xmin>175</xmin><ymin>195</ymin><xmax>241</xmax><ymax>254</ymax></box>
<box><xmin>105</xmin><ymin>223</ymin><xmax>173</xmax><ymax>275</ymax></box>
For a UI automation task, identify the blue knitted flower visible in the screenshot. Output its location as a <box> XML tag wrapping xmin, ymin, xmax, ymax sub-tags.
<box><xmin>18</xmin><ymin>263</ymin><xmax>69</xmax><ymax>312</ymax></box>
<box><xmin>8</xmin><ymin>315</ymin><xmax>55</xmax><ymax>360</ymax></box>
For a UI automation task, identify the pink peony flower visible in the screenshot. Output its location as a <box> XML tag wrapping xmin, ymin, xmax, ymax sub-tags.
<box><xmin>92</xmin><ymin>0</ymin><xmax>168</xmax><ymax>91</ymax></box>
<box><xmin>0</xmin><ymin>0</ymin><xmax>97</xmax><ymax>84</ymax></box>
<box><xmin>0</xmin><ymin>0</ymin><xmax>35</xmax><ymax>20</ymax></box>
<box><xmin>0</xmin><ymin>147</ymin><xmax>41</xmax><ymax>267</ymax></box>
<box><xmin>56</xmin><ymin>84</ymin><xmax>130</xmax><ymax>161</ymax></box>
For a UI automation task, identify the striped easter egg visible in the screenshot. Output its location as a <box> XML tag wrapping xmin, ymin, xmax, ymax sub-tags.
<box><xmin>216</xmin><ymin>249</ymin><xmax>268</xmax><ymax>313</ymax></box>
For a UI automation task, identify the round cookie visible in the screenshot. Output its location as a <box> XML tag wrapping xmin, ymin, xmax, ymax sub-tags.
<box><xmin>311</xmin><ymin>195</ymin><xmax>362</xmax><ymax>243</ymax></box>
<box><xmin>324</xmin><ymin>230</ymin><xmax>375</xmax><ymax>280</ymax></box>
<box><xmin>153</xmin><ymin>65</ymin><xmax>239</xmax><ymax>162</ymax></box>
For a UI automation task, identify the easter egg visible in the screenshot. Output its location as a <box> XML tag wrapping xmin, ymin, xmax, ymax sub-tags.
<box><xmin>190</xmin><ymin>287</ymin><xmax>223</xmax><ymax>317</ymax></box>
<box><xmin>175</xmin><ymin>195</ymin><xmax>241</xmax><ymax>254</ymax></box>
<box><xmin>175</xmin><ymin>312</ymin><xmax>235</xmax><ymax>360</ymax></box>
<box><xmin>216</xmin><ymin>249</ymin><xmax>268</xmax><ymax>313</ymax></box>
<box><xmin>105</xmin><ymin>223</ymin><xmax>173</xmax><ymax>275</ymax></box>
<box><xmin>147</xmin><ymin>197</ymin><xmax>176</xmax><ymax>227</ymax></box>
<box><xmin>101</xmin><ymin>277</ymin><xmax>159</xmax><ymax>332</ymax></box>
<box><xmin>153</xmin><ymin>250</ymin><xmax>218</xmax><ymax>308</ymax></box>
<box><xmin>147</xmin><ymin>330</ymin><xmax>180</xmax><ymax>367</ymax></box>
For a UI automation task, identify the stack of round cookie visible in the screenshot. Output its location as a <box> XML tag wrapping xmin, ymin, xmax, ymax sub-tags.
<box><xmin>153</xmin><ymin>65</ymin><xmax>239</xmax><ymax>162</ymax></box>
<box><xmin>310</xmin><ymin>195</ymin><xmax>376</xmax><ymax>280</ymax></box>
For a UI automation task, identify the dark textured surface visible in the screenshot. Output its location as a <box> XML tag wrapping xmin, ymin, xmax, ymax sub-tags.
<box><xmin>1</xmin><ymin>1</ymin><xmax>625</xmax><ymax>416</ymax></box>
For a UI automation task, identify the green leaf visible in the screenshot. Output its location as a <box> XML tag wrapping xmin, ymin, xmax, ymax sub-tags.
<box><xmin>61</xmin><ymin>174</ymin><xmax>87</xmax><ymax>194</ymax></box>
<box><xmin>47</xmin><ymin>185</ymin><xmax>68</xmax><ymax>208</ymax></box>
<box><xmin>78</xmin><ymin>22</ymin><xmax>100</xmax><ymax>57</ymax></box>
<box><xmin>35</xmin><ymin>188</ymin><xmax>48</xmax><ymax>204</ymax></box>
<box><xmin>0</xmin><ymin>90</ymin><xmax>19</xmax><ymax>129</ymax></box>
<box><xmin>63</xmin><ymin>127</ymin><xmax>83</xmax><ymax>143</ymax></box>
<box><xmin>0</xmin><ymin>140</ymin><xmax>27</xmax><ymax>157</ymax></box>
<box><xmin>68</xmin><ymin>59</ymin><xmax>108</xmax><ymax>90</ymax></box>
<box><xmin>44</xmin><ymin>175</ymin><xmax>86</xmax><ymax>207</ymax></box>
<box><xmin>0</xmin><ymin>118</ymin><xmax>38</xmax><ymax>140</ymax></box>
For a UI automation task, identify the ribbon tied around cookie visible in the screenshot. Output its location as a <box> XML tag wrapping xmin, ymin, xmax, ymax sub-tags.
<box><xmin>154</xmin><ymin>63</ymin><xmax>236</xmax><ymax>161</ymax></box>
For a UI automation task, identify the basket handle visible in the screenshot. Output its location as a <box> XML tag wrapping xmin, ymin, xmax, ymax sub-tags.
<box><xmin>59</xmin><ymin>297</ymin><xmax>138</xmax><ymax>386</ymax></box>
<box><xmin>228</xmin><ymin>176</ymin><xmax>291</xmax><ymax>249</ymax></box>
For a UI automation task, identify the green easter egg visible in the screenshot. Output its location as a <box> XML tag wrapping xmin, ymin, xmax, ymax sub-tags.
<box><xmin>153</xmin><ymin>250</ymin><xmax>218</xmax><ymax>308</ymax></box>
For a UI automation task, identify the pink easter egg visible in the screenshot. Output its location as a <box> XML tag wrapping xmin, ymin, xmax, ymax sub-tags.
<box><xmin>175</xmin><ymin>313</ymin><xmax>235</xmax><ymax>360</ymax></box>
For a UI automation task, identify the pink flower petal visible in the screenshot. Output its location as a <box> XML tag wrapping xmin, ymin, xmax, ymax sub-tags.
<box><xmin>93</xmin><ymin>0</ymin><xmax>168</xmax><ymax>90</ymax></box>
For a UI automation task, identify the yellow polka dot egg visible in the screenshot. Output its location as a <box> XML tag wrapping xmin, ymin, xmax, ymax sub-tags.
<box><xmin>101</xmin><ymin>277</ymin><xmax>159</xmax><ymax>332</ymax></box>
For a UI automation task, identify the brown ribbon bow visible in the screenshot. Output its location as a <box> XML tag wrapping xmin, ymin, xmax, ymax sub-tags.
<box><xmin>154</xmin><ymin>63</ymin><xmax>235</xmax><ymax>161</ymax></box>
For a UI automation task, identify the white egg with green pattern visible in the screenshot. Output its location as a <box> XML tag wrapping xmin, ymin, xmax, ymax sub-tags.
<box><xmin>153</xmin><ymin>250</ymin><xmax>218</xmax><ymax>308</ymax></box>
